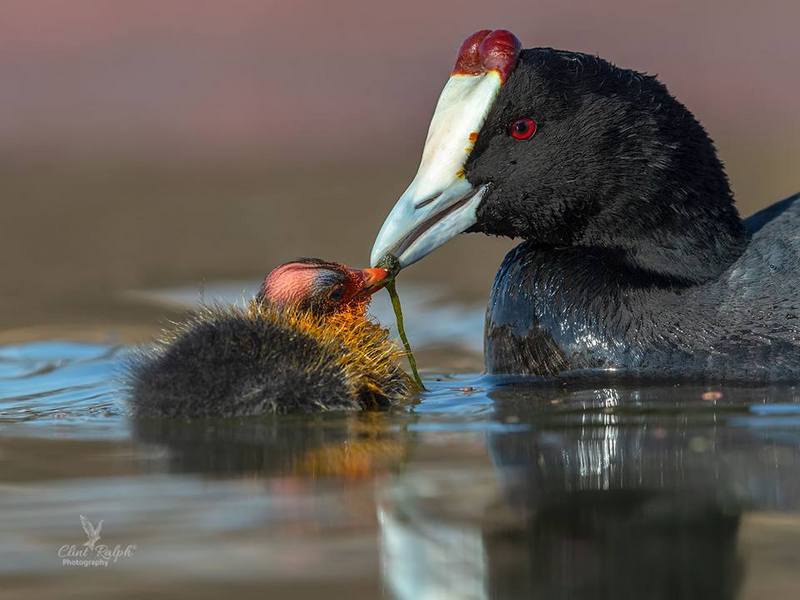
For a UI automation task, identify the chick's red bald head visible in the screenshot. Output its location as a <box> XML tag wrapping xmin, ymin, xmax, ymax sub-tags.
<box><xmin>259</xmin><ymin>259</ymin><xmax>388</xmax><ymax>315</ymax></box>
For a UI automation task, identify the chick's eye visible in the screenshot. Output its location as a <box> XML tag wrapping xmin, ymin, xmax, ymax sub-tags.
<box><xmin>328</xmin><ymin>286</ymin><xmax>345</xmax><ymax>302</ymax></box>
<box><xmin>509</xmin><ymin>117</ymin><xmax>537</xmax><ymax>140</ymax></box>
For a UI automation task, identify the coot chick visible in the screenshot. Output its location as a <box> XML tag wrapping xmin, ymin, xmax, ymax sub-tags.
<box><xmin>371</xmin><ymin>29</ymin><xmax>800</xmax><ymax>381</ymax></box>
<box><xmin>130</xmin><ymin>259</ymin><xmax>415</xmax><ymax>417</ymax></box>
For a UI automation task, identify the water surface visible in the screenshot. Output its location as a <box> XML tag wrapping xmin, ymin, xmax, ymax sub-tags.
<box><xmin>1</xmin><ymin>286</ymin><xmax>799</xmax><ymax>599</ymax></box>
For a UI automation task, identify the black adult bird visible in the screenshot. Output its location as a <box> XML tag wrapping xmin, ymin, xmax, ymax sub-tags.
<box><xmin>371</xmin><ymin>30</ymin><xmax>800</xmax><ymax>381</ymax></box>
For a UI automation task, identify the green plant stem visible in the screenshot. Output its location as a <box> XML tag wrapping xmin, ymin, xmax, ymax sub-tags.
<box><xmin>385</xmin><ymin>279</ymin><xmax>425</xmax><ymax>390</ymax></box>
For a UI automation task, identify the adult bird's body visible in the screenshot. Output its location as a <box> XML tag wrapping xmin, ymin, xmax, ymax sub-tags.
<box><xmin>371</xmin><ymin>30</ymin><xmax>800</xmax><ymax>381</ymax></box>
<box><xmin>487</xmin><ymin>195</ymin><xmax>800</xmax><ymax>379</ymax></box>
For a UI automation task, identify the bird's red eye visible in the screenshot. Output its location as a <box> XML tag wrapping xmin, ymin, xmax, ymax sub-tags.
<box><xmin>509</xmin><ymin>117</ymin><xmax>537</xmax><ymax>140</ymax></box>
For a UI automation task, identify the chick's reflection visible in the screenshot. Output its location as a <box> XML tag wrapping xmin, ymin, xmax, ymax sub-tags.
<box><xmin>132</xmin><ymin>412</ymin><xmax>409</xmax><ymax>480</ymax></box>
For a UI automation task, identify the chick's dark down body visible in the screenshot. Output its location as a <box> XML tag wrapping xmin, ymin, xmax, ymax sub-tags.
<box><xmin>131</xmin><ymin>309</ymin><xmax>367</xmax><ymax>418</ymax></box>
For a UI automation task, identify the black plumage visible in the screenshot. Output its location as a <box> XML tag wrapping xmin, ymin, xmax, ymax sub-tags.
<box><xmin>130</xmin><ymin>307</ymin><xmax>357</xmax><ymax>417</ymax></box>
<box><xmin>461</xmin><ymin>48</ymin><xmax>799</xmax><ymax>380</ymax></box>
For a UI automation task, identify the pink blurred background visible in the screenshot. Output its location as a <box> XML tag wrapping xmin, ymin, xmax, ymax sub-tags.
<box><xmin>1</xmin><ymin>0</ymin><xmax>798</xmax><ymax>334</ymax></box>
<box><xmin>2</xmin><ymin>1</ymin><xmax>798</xmax><ymax>167</ymax></box>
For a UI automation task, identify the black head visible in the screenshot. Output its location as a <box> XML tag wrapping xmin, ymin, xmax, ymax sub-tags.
<box><xmin>371</xmin><ymin>32</ymin><xmax>747</xmax><ymax>285</ymax></box>
<box><xmin>465</xmin><ymin>48</ymin><xmax>746</xmax><ymax>283</ymax></box>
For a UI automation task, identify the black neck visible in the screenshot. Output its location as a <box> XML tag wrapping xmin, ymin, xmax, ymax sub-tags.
<box><xmin>578</xmin><ymin>188</ymin><xmax>748</xmax><ymax>285</ymax></box>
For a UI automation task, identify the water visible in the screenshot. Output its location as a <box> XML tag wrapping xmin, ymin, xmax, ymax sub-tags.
<box><xmin>1</xmin><ymin>286</ymin><xmax>800</xmax><ymax>599</ymax></box>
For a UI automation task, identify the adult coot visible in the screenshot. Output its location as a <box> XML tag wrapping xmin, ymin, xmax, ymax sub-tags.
<box><xmin>130</xmin><ymin>259</ymin><xmax>415</xmax><ymax>417</ymax></box>
<box><xmin>371</xmin><ymin>29</ymin><xmax>800</xmax><ymax>381</ymax></box>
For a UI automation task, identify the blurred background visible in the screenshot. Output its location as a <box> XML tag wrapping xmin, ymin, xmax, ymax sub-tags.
<box><xmin>1</xmin><ymin>0</ymin><xmax>798</xmax><ymax>341</ymax></box>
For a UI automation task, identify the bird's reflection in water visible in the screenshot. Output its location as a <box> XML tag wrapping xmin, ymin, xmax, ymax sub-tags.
<box><xmin>130</xmin><ymin>384</ymin><xmax>800</xmax><ymax>599</ymax></box>
<box><xmin>131</xmin><ymin>412</ymin><xmax>410</xmax><ymax>480</ymax></box>
<box><xmin>380</xmin><ymin>384</ymin><xmax>800</xmax><ymax>600</ymax></box>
